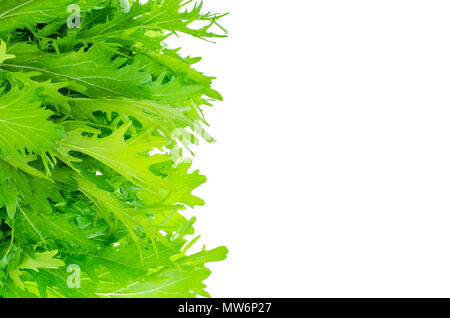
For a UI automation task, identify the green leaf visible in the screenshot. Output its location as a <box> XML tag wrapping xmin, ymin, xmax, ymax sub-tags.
<box><xmin>97</xmin><ymin>246</ymin><xmax>228</xmax><ymax>298</ymax></box>
<box><xmin>0</xmin><ymin>160</ymin><xmax>30</xmax><ymax>219</ymax></box>
<box><xmin>4</xmin><ymin>41</ymin><xmax>212</xmax><ymax>103</ymax></box>
<box><xmin>0</xmin><ymin>86</ymin><xmax>64</xmax><ymax>158</ymax></box>
<box><xmin>0</xmin><ymin>40</ymin><xmax>15</xmax><ymax>64</ymax></box>
<box><xmin>58</xmin><ymin>122</ymin><xmax>172</xmax><ymax>191</ymax></box>
<box><xmin>20</xmin><ymin>250</ymin><xmax>64</xmax><ymax>272</ymax></box>
<box><xmin>7</xmin><ymin>71</ymin><xmax>71</xmax><ymax>115</ymax></box>
<box><xmin>77</xmin><ymin>0</ymin><xmax>227</xmax><ymax>46</ymax></box>
<box><xmin>0</xmin><ymin>0</ymin><xmax>227</xmax><ymax>299</ymax></box>
<box><xmin>0</xmin><ymin>0</ymin><xmax>106</xmax><ymax>36</ymax></box>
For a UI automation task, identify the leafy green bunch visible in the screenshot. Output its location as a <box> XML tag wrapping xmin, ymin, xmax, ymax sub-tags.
<box><xmin>0</xmin><ymin>0</ymin><xmax>227</xmax><ymax>298</ymax></box>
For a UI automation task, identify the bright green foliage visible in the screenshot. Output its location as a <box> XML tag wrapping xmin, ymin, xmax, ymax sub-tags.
<box><xmin>0</xmin><ymin>0</ymin><xmax>227</xmax><ymax>298</ymax></box>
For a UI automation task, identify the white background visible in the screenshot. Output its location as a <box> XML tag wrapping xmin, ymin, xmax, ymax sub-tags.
<box><xmin>175</xmin><ymin>0</ymin><xmax>450</xmax><ymax>297</ymax></box>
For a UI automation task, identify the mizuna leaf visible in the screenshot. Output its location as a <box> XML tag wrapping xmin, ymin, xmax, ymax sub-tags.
<box><xmin>76</xmin><ymin>0</ymin><xmax>226</xmax><ymax>46</ymax></box>
<box><xmin>0</xmin><ymin>40</ymin><xmax>15</xmax><ymax>64</ymax></box>
<box><xmin>57</xmin><ymin>123</ymin><xmax>171</xmax><ymax>192</ymax></box>
<box><xmin>0</xmin><ymin>160</ymin><xmax>30</xmax><ymax>219</ymax></box>
<box><xmin>20</xmin><ymin>250</ymin><xmax>65</xmax><ymax>272</ymax></box>
<box><xmin>3</xmin><ymin>41</ymin><xmax>216</xmax><ymax>103</ymax></box>
<box><xmin>97</xmin><ymin>246</ymin><xmax>228</xmax><ymax>298</ymax></box>
<box><xmin>0</xmin><ymin>0</ymin><xmax>226</xmax><ymax>299</ymax></box>
<box><xmin>69</xmin><ymin>97</ymin><xmax>213</xmax><ymax>151</ymax></box>
<box><xmin>7</xmin><ymin>71</ymin><xmax>71</xmax><ymax>115</ymax></box>
<box><xmin>4</xmin><ymin>41</ymin><xmax>152</xmax><ymax>98</ymax></box>
<box><xmin>0</xmin><ymin>0</ymin><xmax>106</xmax><ymax>36</ymax></box>
<box><xmin>0</xmin><ymin>86</ymin><xmax>64</xmax><ymax>159</ymax></box>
